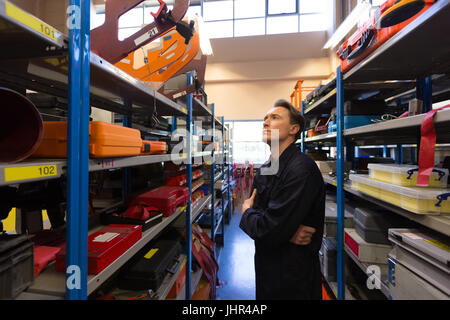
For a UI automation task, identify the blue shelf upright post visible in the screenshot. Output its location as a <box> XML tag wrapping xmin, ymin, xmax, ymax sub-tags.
<box><xmin>122</xmin><ymin>104</ymin><xmax>132</xmax><ymax>198</ymax></box>
<box><xmin>185</xmin><ymin>73</ymin><xmax>193</xmax><ymax>300</ymax></box>
<box><xmin>211</xmin><ymin>104</ymin><xmax>216</xmax><ymax>242</ymax></box>
<box><xmin>66</xmin><ymin>0</ymin><xmax>90</xmax><ymax>300</ymax></box>
<box><xmin>301</xmin><ymin>101</ymin><xmax>305</xmax><ymax>153</ymax></box>
<box><xmin>336</xmin><ymin>66</ymin><xmax>346</xmax><ymax>300</ymax></box>
<box><xmin>221</xmin><ymin>116</ymin><xmax>226</xmax><ymax>232</ymax></box>
<box><xmin>396</xmin><ymin>144</ymin><xmax>403</xmax><ymax>164</ymax></box>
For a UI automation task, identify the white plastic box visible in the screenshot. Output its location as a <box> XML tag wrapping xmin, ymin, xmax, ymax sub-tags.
<box><xmin>344</xmin><ymin>228</ymin><xmax>392</xmax><ymax>264</ymax></box>
<box><xmin>350</xmin><ymin>174</ymin><xmax>450</xmax><ymax>215</ymax></box>
<box><xmin>368</xmin><ymin>163</ymin><xmax>449</xmax><ymax>188</ymax></box>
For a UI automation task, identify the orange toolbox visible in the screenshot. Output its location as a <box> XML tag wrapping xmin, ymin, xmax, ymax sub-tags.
<box><xmin>140</xmin><ymin>140</ymin><xmax>168</xmax><ymax>155</ymax></box>
<box><xmin>337</xmin><ymin>0</ymin><xmax>436</xmax><ymax>73</ymax></box>
<box><xmin>31</xmin><ymin>121</ymin><xmax>142</xmax><ymax>158</ymax></box>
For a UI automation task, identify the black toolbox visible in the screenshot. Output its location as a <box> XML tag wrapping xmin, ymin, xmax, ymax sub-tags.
<box><xmin>0</xmin><ymin>233</ymin><xmax>34</xmax><ymax>299</ymax></box>
<box><xmin>118</xmin><ymin>239</ymin><xmax>182</xmax><ymax>291</ymax></box>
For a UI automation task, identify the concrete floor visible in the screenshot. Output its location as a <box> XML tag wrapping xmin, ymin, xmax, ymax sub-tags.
<box><xmin>216</xmin><ymin>209</ymin><xmax>256</xmax><ymax>300</ymax></box>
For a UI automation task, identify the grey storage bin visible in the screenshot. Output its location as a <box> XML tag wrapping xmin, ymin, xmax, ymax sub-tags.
<box><xmin>324</xmin><ymin>199</ymin><xmax>354</xmax><ymax>238</ymax></box>
<box><xmin>319</xmin><ymin>237</ymin><xmax>337</xmax><ymax>282</ymax></box>
<box><xmin>354</xmin><ymin>207</ymin><xmax>412</xmax><ymax>245</ymax></box>
<box><xmin>0</xmin><ymin>234</ymin><xmax>34</xmax><ymax>299</ymax></box>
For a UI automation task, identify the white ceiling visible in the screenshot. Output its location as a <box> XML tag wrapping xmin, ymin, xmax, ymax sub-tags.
<box><xmin>207</xmin><ymin>31</ymin><xmax>329</xmax><ymax>63</ymax></box>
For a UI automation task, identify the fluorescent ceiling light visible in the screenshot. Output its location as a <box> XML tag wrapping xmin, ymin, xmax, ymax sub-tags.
<box><xmin>323</xmin><ymin>0</ymin><xmax>372</xmax><ymax>49</ymax></box>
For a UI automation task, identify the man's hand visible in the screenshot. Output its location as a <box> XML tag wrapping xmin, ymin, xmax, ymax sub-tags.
<box><xmin>241</xmin><ymin>189</ymin><xmax>257</xmax><ymax>215</ymax></box>
<box><xmin>290</xmin><ymin>225</ymin><xmax>316</xmax><ymax>245</ymax></box>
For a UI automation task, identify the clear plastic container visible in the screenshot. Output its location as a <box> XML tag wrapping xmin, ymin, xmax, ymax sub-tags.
<box><xmin>368</xmin><ymin>163</ymin><xmax>449</xmax><ymax>188</ymax></box>
<box><xmin>349</xmin><ymin>174</ymin><xmax>450</xmax><ymax>215</ymax></box>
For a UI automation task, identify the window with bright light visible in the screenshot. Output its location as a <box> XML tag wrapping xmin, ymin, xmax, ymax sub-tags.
<box><xmin>228</xmin><ymin>121</ymin><xmax>270</xmax><ymax>164</ymax></box>
<box><xmin>203</xmin><ymin>0</ymin><xmax>234</xmax><ymax>21</ymax></box>
<box><xmin>268</xmin><ymin>0</ymin><xmax>298</xmax><ymax>15</ymax></box>
<box><xmin>205</xmin><ymin>20</ymin><xmax>234</xmax><ymax>39</ymax></box>
<box><xmin>234</xmin><ymin>18</ymin><xmax>265</xmax><ymax>37</ymax></box>
<box><xmin>97</xmin><ymin>0</ymin><xmax>330</xmax><ymax>41</ymax></box>
<box><xmin>234</xmin><ymin>0</ymin><xmax>266</xmax><ymax>19</ymax></box>
<box><xmin>300</xmin><ymin>13</ymin><xmax>328</xmax><ymax>32</ymax></box>
<box><xmin>267</xmin><ymin>15</ymin><xmax>299</xmax><ymax>34</ymax></box>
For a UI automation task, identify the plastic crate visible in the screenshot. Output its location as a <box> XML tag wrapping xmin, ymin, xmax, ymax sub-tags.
<box><xmin>0</xmin><ymin>234</ymin><xmax>34</xmax><ymax>299</ymax></box>
<box><xmin>350</xmin><ymin>174</ymin><xmax>450</xmax><ymax>214</ymax></box>
<box><xmin>368</xmin><ymin>163</ymin><xmax>449</xmax><ymax>188</ymax></box>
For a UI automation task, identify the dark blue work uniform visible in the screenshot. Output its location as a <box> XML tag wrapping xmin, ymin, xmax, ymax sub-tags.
<box><xmin>240</xmin><ymin>143</ymin><xmax>325</xmax><ymax>300</ymax></box>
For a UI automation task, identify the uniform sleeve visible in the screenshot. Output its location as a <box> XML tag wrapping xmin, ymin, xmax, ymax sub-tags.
<box><xmin>239</xmin><ymin>165</ymin><xmax>321</xmax><ymax>247</ymax></box>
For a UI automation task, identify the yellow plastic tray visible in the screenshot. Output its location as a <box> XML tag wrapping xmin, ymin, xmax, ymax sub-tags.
<box><xmin>350</xmin><ymin>174</ymin><xmax>450</xmax><ymax>215</ymax></box>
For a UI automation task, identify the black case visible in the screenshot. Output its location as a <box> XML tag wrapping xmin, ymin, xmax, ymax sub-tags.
<box><xmin>0</xmin><ymin>234</ymin><xmax>34</xmax><ymax>299</ymax></box>
<box><xmin>118</xmin><ymin>239</ymin><xmax>182</xmax><ymax>291</ymax></box>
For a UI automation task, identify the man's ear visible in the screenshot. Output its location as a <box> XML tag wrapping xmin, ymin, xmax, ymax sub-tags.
<box><xmin>289</xmin><ymin>124</ymin><xmax>300</xmax><ymax>137</ymax></box>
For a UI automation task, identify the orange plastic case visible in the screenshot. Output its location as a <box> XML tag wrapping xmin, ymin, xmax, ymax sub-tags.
<box><xmin>338</xmin><ymin>0</ymin><xmax>435</xmax><ymax>73</ymax></box>
<box><xmin>31</xmin><ymin>121</ymin><xmax>142</xmax><ymax>158</ymax></box>
<box><xmin>140</xmin><ymin>140</ymin><xmax>167</xmax><ymax>155</ymax></box>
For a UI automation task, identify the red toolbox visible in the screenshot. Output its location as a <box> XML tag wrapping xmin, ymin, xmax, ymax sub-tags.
<box><xmin>165</xmin><ymin>173</ymin><xmax>187</xmax><ymax>186</ymax></box>
<box><xmin>125</xmin><ymin>186</ymin><xmax>189</xmax><ymax>217</ymax></box>
<box><xmin>55</xmin><ymin>224</ymin><xmax>142</xmax><ymax>274</ymax></box>
<box><xmin>337</xmin><ymin>0</ymin><xmax>435</xmax><ymax>73</ymax></box>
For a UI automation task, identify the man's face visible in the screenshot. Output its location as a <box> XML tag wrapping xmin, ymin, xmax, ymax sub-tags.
<box><xmin>263</xmin><ymin>106</ymin><xmax>298</xmax><ymax>144</ymax></box>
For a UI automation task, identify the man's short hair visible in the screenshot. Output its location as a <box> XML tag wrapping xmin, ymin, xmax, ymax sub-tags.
<box><xmin>273</xmin><ymin>99</ymin><xmax>306</xmax><ymax>140</ymax></box>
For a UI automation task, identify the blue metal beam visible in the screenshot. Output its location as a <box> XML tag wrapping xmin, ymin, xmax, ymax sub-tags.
<box><xmin>66</xmin><ymin>0</ymin><xmax>90</xmax><ymax>300</ymax></box>
<box><xmin>185</xmin><ymin>73</ymin><xmax>193</xmax><ymax>300</ymax></box>
<box><xmin>336</xmin><ymin>66</ymin><xmax>346</xmax><ymax>300</ymax></box>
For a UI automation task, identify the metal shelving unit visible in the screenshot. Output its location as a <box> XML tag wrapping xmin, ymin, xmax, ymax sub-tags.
<box><xmin>302</xmin><ymin>0</ymin><xmax>450</xmax><ymax>300</ymax></box>
<box><xmin>0</xmin><ymin>0</ymin><xmax>227</xmax><ymax>300</ymax></box>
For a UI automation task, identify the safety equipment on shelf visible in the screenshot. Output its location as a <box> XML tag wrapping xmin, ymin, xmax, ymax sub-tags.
<box><xmin>337</xmin><ymin>0</ymin><xmax>436</xmax><ymax>73</ymax></box>
<box><xmin>55</xmin><ymin>224</ymin><xmax>143</xmax><ymax>275</ymax></box>
<box><xmin>140</xmin><ymin>140</ymin><xmax>168</xmax><ymax>155</ymax></box>
<box><xmin>115</xmin><ymin>18</ymin><xmax>200</xmax><ymax>93</ymax></box>
<box><xmin>31</xmin><ymin>121</ymin><xmax>143</xmax><ymax>158</ymax></box>
<box><xmin>191</xmin><ymin>223</ymin><xmax>219</xmax><ymax>300</ymax></box>
<box><xmin>91</xmin><ymin>0</ymin><xmax>191</xmax><ymax>64</ymax></box>
<box><xmin>417</xmin><ymin>104</ymin><xmax>450</xmax><ymax>186</ymax></box>
<box><xmin>380</xmin><ymin>0</ymin><xmax>428</xmax><ymax>28</ymax></box>
<box><xmin>0</xmin><ymin>87</ymin><xmax>44</xmax><ymax>163</ymax></box>
<box><xmin>118</xmin><ymin>238</ymin><xmax>183</xmax><ymax>291</ymax></box>
<box><xmin>125</xmin><ymin>185</ymin><xmax>189</xmax><ymax>217</ymax></box>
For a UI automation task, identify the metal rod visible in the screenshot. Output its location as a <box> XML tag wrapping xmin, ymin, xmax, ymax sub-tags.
<box><xmin>211</xmin><ymin>103</ymin><xmax>216</xmax><ymax>242</ymax></box>
<box><xmin>336</xmin><ymin>66</ymin><xmax>346</xmax><ymax>300</ymax></box>
<box><xmin>66</xmin><ymin>0</ymin><xmax>90</xmax><ymax>300</ymax></box>
<box><xmin>185</xmin><ymin>72</ymin><xmax>193</xmax><ymax>300</ymax></box>
<box><xmin>301</xmin><ymin>101</ymin><xmax>305</xmax><ymax>153</ymax></box>
<box><xmin>221</xmin><ymin>116</ymin><xmax>226</xmax><ymax>234</ymax></box>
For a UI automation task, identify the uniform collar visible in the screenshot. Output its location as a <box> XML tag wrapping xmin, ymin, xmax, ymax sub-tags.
<box><xmin>263</xmin><ymin>143</ymin><xmax>299</xmax><ymax>177</ymax></box>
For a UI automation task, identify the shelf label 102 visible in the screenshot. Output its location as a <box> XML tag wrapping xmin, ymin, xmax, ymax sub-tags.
<box><xmin>4</xmin><ymin>164</ymin><xmax>58</xmax><ymax>183</ymax></box>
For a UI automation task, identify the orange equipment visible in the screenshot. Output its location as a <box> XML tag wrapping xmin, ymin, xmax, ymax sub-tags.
<box><xmin>337</xmin><ymin>0</ymin><xmax>436</xmax><ymax>73</ymax></box>
<box><xmin>115</xmin><ymin>18</ymin><xmax>200</xmax><ymax>93</ymax></box>
<box><xmin>31</xmin><ymin>121</ymin><xmax>143</xmax><ymax>158</ymax></box>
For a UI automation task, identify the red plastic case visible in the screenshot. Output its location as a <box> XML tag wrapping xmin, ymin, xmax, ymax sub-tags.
<box><xmin>125</xmin><ymin>186</ymin><xmax>189</xmax><ymax>217</ymax></box>
<box><xmin>55</xmin><ymin>224</ymin><xmax>142</xmax><ymax>274</ymax></box>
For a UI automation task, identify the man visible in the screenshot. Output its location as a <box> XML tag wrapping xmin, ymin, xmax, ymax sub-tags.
<box><xmin>239</xmin><ymin>99</ymin><xmax>325</xmax><ymax>300</ymax></box>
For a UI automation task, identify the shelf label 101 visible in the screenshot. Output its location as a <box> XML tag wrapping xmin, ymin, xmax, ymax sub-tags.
<box><xmin>4</xmin><ymin>164</ymin><xmax>58</xmax><ymax>183</ymax></box>
<box><xmin>5</xmin><ymin>1</ymin><xmax>60</xmax><ymax>42</ymax></box>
